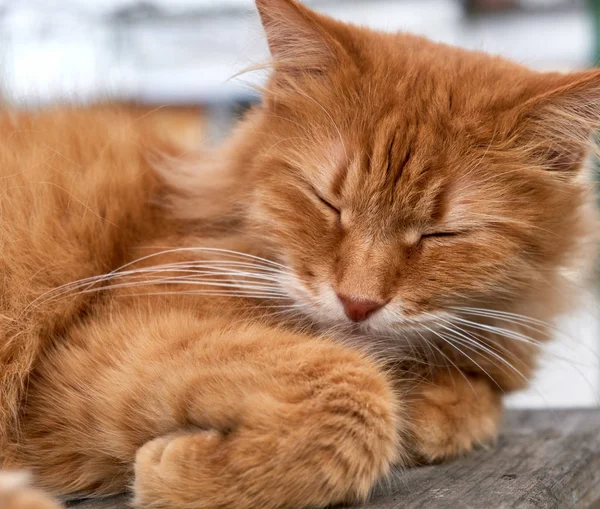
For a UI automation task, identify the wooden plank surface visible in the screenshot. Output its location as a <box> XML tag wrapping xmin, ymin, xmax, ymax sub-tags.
<box><xmin>66</xmin><ymin>409</ymin><xmax>600</xmax><ymax>509</ymax></box>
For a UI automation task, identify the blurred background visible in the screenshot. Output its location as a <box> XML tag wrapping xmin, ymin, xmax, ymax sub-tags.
<box><xmin>1</xmin><ymin>0</ymin><xmax>598</xmax><ymax>408</ymax></box>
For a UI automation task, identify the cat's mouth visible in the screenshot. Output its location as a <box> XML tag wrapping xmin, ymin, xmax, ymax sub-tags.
<box><xmin>354</xmin><ymin>314</ymin><xmax>447</xmax><ymax>335</ymax></box>
<box><xmin>297</xmin><ymin>302</ymin><xmax>448</xmax><ymax>339</ymax></box>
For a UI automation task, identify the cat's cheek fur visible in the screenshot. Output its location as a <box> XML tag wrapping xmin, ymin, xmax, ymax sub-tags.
<box><xmin>308</xmin><ymin>282</ymin><xmax>348</xmax><ymax>322</ymax></box>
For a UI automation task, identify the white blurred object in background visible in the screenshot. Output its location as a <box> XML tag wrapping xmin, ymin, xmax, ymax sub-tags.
<box><xmin>0</xmin><ymin>0</ymin><xmax>594</xmax><ymax>103</ymax></box>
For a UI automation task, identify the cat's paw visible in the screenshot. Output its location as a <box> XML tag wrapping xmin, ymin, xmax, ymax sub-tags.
<box><xmin>133</xmin><ymin>347</ymin><xmax>401</xmax><ymax>509</ymax></box>
<box><xmin>0</xmin><ymin>472</ymin><xmax>63</xmax><ymax>509</ymax></box>
<box><xmin>409</xmin><ymin>371</ymin><xmax>502</xmax><ymax>462</ymax></box>
<box><xmin>135</xmin><ymin>429</ymin><xmax>223</xmax><ymax>479</ymax></box>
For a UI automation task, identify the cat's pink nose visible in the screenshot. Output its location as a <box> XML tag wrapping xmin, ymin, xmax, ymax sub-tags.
<box><xmin>337</xmin><ymin>294</ymin><xmax>384</xmax><ymax>322</ymax></box>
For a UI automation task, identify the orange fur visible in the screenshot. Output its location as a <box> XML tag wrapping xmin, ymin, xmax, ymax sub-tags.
<box><xmin>0</xmin><ymin>0</ymin><xmax>598</xmax><ymax>507</ymax></box>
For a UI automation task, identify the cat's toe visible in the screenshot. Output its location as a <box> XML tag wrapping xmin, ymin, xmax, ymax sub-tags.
<box><xmin>135</xmin><ymin>436</ymin><xmax>172</xmax><ymax>466</ymax></box>
<box><xmin>133</xmin><ymin>430</ymin><xmax>225</xmax><ymax>508</ymax></box>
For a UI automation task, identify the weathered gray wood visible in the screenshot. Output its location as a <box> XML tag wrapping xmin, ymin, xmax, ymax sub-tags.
<box><xmin>364</xmin><ymin>409</ymin><xmax>600</xmax><ymax>509</ymax></box>
<box><xmin>66</xmin><ymin>409</ymin><xmax>600</xmax><ymax>509</ymax></box>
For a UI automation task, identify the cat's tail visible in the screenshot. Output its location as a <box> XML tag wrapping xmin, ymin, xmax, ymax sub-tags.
<box><xmin>0</xmin><ymin>106</ymin><xmax>162</xmax><ymax>456</ymax></box>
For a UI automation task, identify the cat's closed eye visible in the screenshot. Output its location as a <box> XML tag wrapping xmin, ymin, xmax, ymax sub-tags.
<box><xmin>421</xmin><ymin>231</ymin><xmax>461</xmax><ymax>240</ymax></box>
<box><xmin>314</xmin><ymin>191</ymin><xmax>340</xmax><ymax>215</ymax></box>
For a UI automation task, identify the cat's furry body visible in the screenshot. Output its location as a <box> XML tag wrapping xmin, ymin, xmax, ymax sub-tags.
<box><xmin>0</xmin><ymin>0</ymin><xmax>598</xmax><ymax>508</ymax></box>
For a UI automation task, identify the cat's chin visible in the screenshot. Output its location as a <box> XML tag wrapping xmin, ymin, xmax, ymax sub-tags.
<box><xmin>300</xmin><ymin>308</ymin><xmax>438</xmax><ymax>340</ymax></box>
<box><xmin>303</xmin><ymin>318</ymin><xmax>429</xmax><ymax>358</ymax></box>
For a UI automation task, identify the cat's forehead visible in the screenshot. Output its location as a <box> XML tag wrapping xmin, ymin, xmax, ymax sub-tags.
<box><xmin>343</xmin><ymin>32</ymin><xmax>539</xmax><ymax>124</ymax></box>
<box><xmin>303</xmin><ymin>121</ymin><xmax>501</xmax><ymax>233</ymax></box>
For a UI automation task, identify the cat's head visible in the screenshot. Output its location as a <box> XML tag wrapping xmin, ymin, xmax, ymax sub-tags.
<box><xmin>244</xmin><ymin>0</ymin><xmax>598</xmax><ymax>334</ymax></box>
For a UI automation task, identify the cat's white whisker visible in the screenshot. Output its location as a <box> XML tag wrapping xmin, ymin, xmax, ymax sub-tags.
<box><xmin>23</xmin><ymin>251</ymin><xmax>297</xmax><ymax>311</ymax></box>
<box><xmin>450</xmin><ymin>306</ymin><xmax>554</xmax><ymax>329</ymax></box>
<box><xmin>116</xmin><ymin>291</ymin><xmax>285</xmax><ymax>300</ymax></box>
<box><xmin>424</xmin><ymin>324</ymin><xmax>506</xmax><ymax>391</ymax></box>
<box><xmin>414</xmin><ymin>328</ymin><xmax>478</xmax><ymax>393</ymax></box>
<box><xmin>428</xmin><ymin>316</ymin><xmax>529</xmax><ymax>385</ymax></box>
<box><xmin>449</xmin><ymin>316</ymin><xmax>542</xmax><ymax>347</ymax></box>
<box><xmin>444</xmin><ymin>321</ymin><xmax>532</xmax><ymax>368</ymax></box>
<box><xmin>457</xmin><ymin>308</ymin><xmax>599</xmax><ymax>366</ymax></box>
<box><xmin>80</xmin><ymin>279</ymin><xmax>287</xmax><ymax>295</ymax></box>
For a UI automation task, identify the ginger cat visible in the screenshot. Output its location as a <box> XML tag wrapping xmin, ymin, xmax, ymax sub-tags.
<box><xmin>1</xmin><ymin>0</ymin><xmax>598</xmax><ymax>508</ymax></box>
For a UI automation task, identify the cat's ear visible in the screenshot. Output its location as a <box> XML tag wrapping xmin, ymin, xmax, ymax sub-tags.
<box><xmin>510</xmin><ymin>70</ymin><xmax>600</xmax><ymax>175</ymax></box>
<box><xmin>255</xmin><ymin>0</ymin><xmax>347</xmax><ymax>75</ymax></box>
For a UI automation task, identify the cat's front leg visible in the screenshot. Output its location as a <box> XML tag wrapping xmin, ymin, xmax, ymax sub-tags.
<box><xmin>405</xmin><ymin>369</ymin><xmax>503</xmax><ymax>463</ymax></box>
<box><xmin>132</xmin><ymin>331</ymin><xmax>402</xmax><ymax>509</ymax></box>
<box><xmin>18</xmin><ymin>309</ymin><xmax>498</xmax><ymax>508</ymax></box>
<box><xmin>15</xmin><ymin>311</ymin><xmax>402</xmax><ymax>505</ymax></box>
<box><xmin>132</xmin><ymin>336</ymin><xmax>501</xmax><ymax>509</ymax></box>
